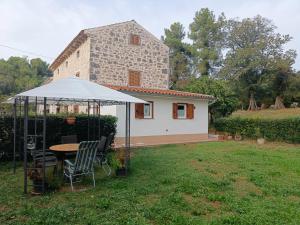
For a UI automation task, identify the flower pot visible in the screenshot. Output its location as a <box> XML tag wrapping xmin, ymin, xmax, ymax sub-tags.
<box><xmin>235</xmin><ymin>135</ymin><xmax>242</xmax><ymax>141</ymax></box>
<box><xmin>257</xmin><ymin>138</ymin><xmax>265</xmax><ymax>145</ymax></box>
<box><xmin>66</xmin><ymin>117</ymin><xmax>76</xmax><ymax>125</ymax></box>
<box><xmin>115</xmin><ymin>168</ymin><xmax>127</xmax><ymax>177</ymax></box>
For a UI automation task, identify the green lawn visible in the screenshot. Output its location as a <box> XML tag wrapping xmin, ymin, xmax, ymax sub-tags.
<box><xmin>1</xmin><ymin>141</ymin><xmax>300</xmax><ymax>225</ymax></box>
<box><xmin>231</xmin><ymin>108</ymin><xmax>300</xmax><ymax>119</ymax></box>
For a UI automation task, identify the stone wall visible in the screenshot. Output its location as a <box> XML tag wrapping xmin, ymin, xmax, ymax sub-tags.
<box><xmin>86</xmin><ymin>21</ymin><xmax>170</xmax><ymax>89</ymax></box>
<box><xmin>52</xmin><ymin>38</ymin><xmax>91</xmax><ymax>81</ymax></box>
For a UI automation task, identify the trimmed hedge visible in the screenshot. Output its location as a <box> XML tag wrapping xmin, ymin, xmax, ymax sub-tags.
<box><xmin>214</xmin><ymin>117</ymin><xmax>300</xmax><ymax>143</ymax></box>
<box><xmin>0</xmin><ymin>115</ymin><xmax>117</xmax><ymax>159</ymax></box>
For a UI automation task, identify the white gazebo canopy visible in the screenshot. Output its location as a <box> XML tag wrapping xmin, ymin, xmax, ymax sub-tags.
<box><xmin>8</xmin><ymin>76</ymin><xmax>146</xmax><ymax>104</ymax></box>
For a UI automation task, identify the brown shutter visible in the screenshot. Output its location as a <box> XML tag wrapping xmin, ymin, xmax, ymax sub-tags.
<box><xmin>172</xmin><ymin>103</ymin><xmax>178</xmax><ymax>119</ymax></box>
<box><xmin>187</xmin><ymin>104</ymin><xmax>194</xmax><ymax>119</ymax></box>
<box><xmin>135</xmin><ymin>103</ymin><xmax>144</xmax><ymax>119</ymax></box>
<box><xmin>129</xmin><ymin>70</ymin><xmax>141</xmax><ymax>86</ymax></box>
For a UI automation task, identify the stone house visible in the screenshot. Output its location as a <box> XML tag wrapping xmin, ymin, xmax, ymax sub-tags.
<box><xmin>49</xmin><ymin>20</ymin><xmax>215</xmax><ymax>146</ymax></box>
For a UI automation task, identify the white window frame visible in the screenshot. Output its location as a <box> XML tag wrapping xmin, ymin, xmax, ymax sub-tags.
<box><xmin>177</xmin><ymin>103</ymin><xmax>187</xmax><ymax>119</ymax></box>
<box><xmin>143</xmin><ymin>102</ymin><xmax>153</xmax><ymax>119</ymax></box>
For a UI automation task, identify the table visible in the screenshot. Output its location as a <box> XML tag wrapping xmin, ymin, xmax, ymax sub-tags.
<box><xmin>49</xmin><ymin>143</ymin><xmax>79</xmax><ymax>169</ymax></box>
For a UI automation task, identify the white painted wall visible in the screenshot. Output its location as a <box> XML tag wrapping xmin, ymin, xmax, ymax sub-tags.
<box><xmin>115</xmin><ymin>95</ymin><xmax>208</xmax><ymax>137</ymax></box>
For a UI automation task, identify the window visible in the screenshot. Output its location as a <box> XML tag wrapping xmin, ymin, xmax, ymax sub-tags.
<box><xmin>135</xmin><ymin>102</ymin><xmax>153</xmax><ymax>119</ymax></box>
<box><xmin>177</xmin><ymin>104</ymin><xmax>186</xmax><ymax>119</ymax></box>
<box><xmin>76</xmin><ymin>71</ymin><xmax>80</xmax><ymax>77</ymax></box>
<box><xmin>56</xmin><ymin>106</ymin><xmax>60</xmax><ymax>114</ymax></box>
<box><xmin>173</xmin><ymin>103</ymin><xmax>194</xmax><ymax>119</ymax></box>
<box><xmin>77</xmin><ymin>50</ymin><xmax>80</xmax><ymax>58</ymax></box>
<box><xmin>128</xmin><ymin>70</ymin><xmax>141</xmax><ymax>86</ymax></box>
<box><xmin>65</xmin><ymin>61</ymin><xmax>68</xmax><ymax>68</ymax></box>
<box><xmin>130</xmin><ymin>34</ymin><xmax>141</xmax><ymax>45</ymax></box>
<box><xmin>64</xmin><ymin>106</ymin><xmax>68</xmax><ymax>113</ymax></box>
<box><xmin>57</xmin><ymin>68</ymin><xmax>59</xmax><ymax>75</ymax></box>
<box><xmin>73</xmin><ymin>105</ymin><xmax>79</xmax><ymax>113</ymax></box>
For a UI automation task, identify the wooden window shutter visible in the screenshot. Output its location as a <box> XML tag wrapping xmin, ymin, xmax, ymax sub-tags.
<box><xmin>129</xmin><ymin>70</ymin><xmax>141</xmax><ymax>86</ymax></box>
<box><xmin>135</xmin><ymin>103</ymin><xmax>144</xmax><ymax>119</ymax></box>
<box><xmin>172</xmin><ymin>103</ymin><xmax>178</xmax><ymax>119</ymax></box>
<box><xmin>131</xmin><ymin>34</ymin><xmax>140</xmax><ymax>45</ymax></box>
<box><xmin>187</xmin><ymin>104</ymin><xmax>194</xmax><ymax>119</ymax></box>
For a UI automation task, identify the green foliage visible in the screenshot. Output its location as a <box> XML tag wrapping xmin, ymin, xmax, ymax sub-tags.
<box><xmin>214</xmin><ymin>117</ymin><xmax>300</xmax><ymax>143</ymax></box>
<box><xmin>0</xmin><ymin>114</ymin><xmax>117</xmax><ymax>159</ymax></box>
<box><xmin>162</xmin><ymin>22</ymin><xmax>192</xmax><ymax>87</ymax></box>
<box><xmin>189</xmin><ymin>8</ymin><xmax>226</xmax><ymax>76</ymax></box>
<box><xmin>0</xmin><ymin>56</ymin><xmax>52</xmax><ymax>96</ymax></box>
<box><xmin>183</xmin><ymin>76</ymin><xmax>239</xmax><ymax>121</ymax></box>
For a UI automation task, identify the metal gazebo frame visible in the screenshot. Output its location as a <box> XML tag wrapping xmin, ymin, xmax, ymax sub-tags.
<box><xmin>12</xmin><ymin>96</ymin><xmax>131</xmax><ymax>194</ymax></box>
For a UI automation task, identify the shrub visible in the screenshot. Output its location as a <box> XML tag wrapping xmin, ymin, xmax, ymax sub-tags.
<box><xmin>0</xmin><ymin>114</ymin><xmax>117</xmax><ymax>160</ymax></box>
<box><xmin>214</xmin><ymin>117</ymin><xmax>300</xmax><ymax>143</ymax></box>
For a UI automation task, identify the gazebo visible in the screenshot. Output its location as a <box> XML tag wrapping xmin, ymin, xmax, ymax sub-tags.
<box><xmin>8</xmin><ymin>76</ymin><xmax>146</xmax><ymax>193</ymax></box>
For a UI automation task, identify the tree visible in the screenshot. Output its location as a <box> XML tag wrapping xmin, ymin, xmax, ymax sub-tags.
<box><xmin>182</xmin><ymin>77</ymin><xmax>239</xmax><ymax>122</ymax></box>
<box><xmin>220</xmin><ymin>15</ymin><xmax>295</xmax><ymax>110</ymax></box>
<box><xmin>162</xmin><ymin>22</ymin><xmax>191</xmax><ymax>88</ymax></box>
<box><xmin>0</xmin><ymin>56</ymin><xmax>52</xmax><ymax>97</ymax></box>
<box><xmin>189</xmin><ymin>8</ymin><xmax>226</xmax><ymax>76</ymax></box>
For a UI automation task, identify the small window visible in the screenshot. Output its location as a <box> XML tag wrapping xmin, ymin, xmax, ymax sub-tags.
<box><xmin>77</xmin><ymin>50</ymin><xmax>80</xmax><ymax>58</ymax></box>
<box><xmin>128</xmin><ymin>70</ymin><xmax>141</xmax><ymax>86</ymax></box>
<box><xmin>57</xmin><ymin>68</ymin><xmax>59</xmax><ymax>75</ymax></box>
<box><xmin>56</xmin><ymin>106</ymin><xmax>60</xmax><ymax>114</ymax></box>
<box><xmin>130</xmin><ymin>34</ymin><xmax>141</xmax><ymax>45</ymax></box>
<box><xmin>177</xmin><ymin>104</ymin><xmax>186</xmax><ymax>119</ymax></box>
<box><xmin>135</xmin><ymin>102</ymin><xmax>153</xmax><ymax>119</ymax></box>
<box><xmin>73</xmin><ymin>105</ymin><xmax>79</xmax><ymax>113</ymax></box>
<box><xmin>76</xmin><ymin>72</ymin><xmax>80</xmax><ymax>77</ymax></box>
<box><xmin>173</xmin><ymin>103</ymin><xmax>194</xmax><ymax>119</ymax></box>
<box><xmin>64</xmin><ymin>106</ymin><xmax>68</xmax><ymax>113</ymax></box>
<box><xmin>65</xmin><ymin>61</ymin><xmax>68</xmax><ymax>68</ymax></box>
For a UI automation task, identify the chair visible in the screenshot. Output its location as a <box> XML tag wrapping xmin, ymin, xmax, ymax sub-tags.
<box><xmin>96</xmin><ymin>133</ymin><xmax>114</xmax><ymax>176</ymax></box>
<box><xmin>61</xmin><ymin>135</ymin><xmax>78</xmax><ymax>158</ymax></box>
<box><xmin>64</xmin><ymin>140</ymin><xmax>99</xmax><ymax>191</ymax></box>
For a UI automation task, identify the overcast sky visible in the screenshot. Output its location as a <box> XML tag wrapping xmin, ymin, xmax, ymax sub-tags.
<box><xmin>1</xmin><ymin>0</ymin><xmax>299</xmax><ymax>70</ymax></box>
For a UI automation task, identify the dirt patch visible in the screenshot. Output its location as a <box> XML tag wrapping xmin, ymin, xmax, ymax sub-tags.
<box><xmin>142</xmin><ymin>193</ymin><xmax>160</xmax><ymax>206</ymax></box>
<box><xmin>0</xmin><ymin>204</ymin><xmax>8</xmax><ymax>212</ymax></box>
<box><xmin>234</xmin><ymin>176</ymin><xmax>262</xmax><ymax>197</ymax></box>
<box><xmin>209</xmin><ymin>200</ymin><xmax>222</xmax><ymax>209</ymax></box>
<box><xmin>287</xmin><ymin>195</ymin><xmax>300</xmax><ymax>202</ymax></box>
<box><xmin>182</xmin><ymin>193</ymin><xmax>194</xmax><ymax>204</ymax></box>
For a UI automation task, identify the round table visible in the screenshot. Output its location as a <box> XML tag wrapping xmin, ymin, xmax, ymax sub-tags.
<box><xmin>49</xmin><ymin>143</ymin><xmax>79</xmax><ymax>169</ymax></box>
<box><xmin>49</xmin><ymin>143</ymin><xmax>79</xmax><ymax>152</ymax></box>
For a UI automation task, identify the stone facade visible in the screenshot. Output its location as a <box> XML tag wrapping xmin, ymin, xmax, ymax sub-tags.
<box><xmin>86</xmin><ymin>21</ymin><xmax>169</xmax><ymax>89</ymax></box>
<box><xmin>52</xmin><ymin>38</ymin><xmax>91</xmax><ymax>81</ymax></box>
<box><xmin>51</xmin><ymin>21</ymin><xmax>170</xmax><ymax>89</ymax></box>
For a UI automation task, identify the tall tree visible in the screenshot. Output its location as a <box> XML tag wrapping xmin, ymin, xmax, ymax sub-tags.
<box><xmin>220</xmin><ymin>15</ymin><xmax>295</xmax><ymax>110</ymax></box>
<box><xmin>189</xmin><ymin>8</ymin><xmax>226</xmax><ymax>76</ymax></box>
<box><xmin>162</xmin><ymin>22</ymin><xmax>191</xmax><ymax>88</ymax></box>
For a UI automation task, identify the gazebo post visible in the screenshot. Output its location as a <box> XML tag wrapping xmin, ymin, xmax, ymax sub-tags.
<box><xmin>98</xmin><ymin>101</ymin><xmax>101</xmax><ymax>140</ymax></box>
<box><xmin>125</xmin><ymin>102</ymin><xmax>131</xmax><ymax>171</ymax></box>
<box><xmin>23</xmin><ymin>96</ymin><xmax>29</xmax><ymax>194</ymax></box>
<box><xmin>13</xmin><ymin>98</ymin><xmax>17</xmax><ymax>174</ymax></box>
<box><xmin>42</xmin><ymin>97</ymin><xmax>47</xmax><ymax>193</ymax></box>
<box><xmin>88</xmin><ymin>101</ymin><xmax>90</xmax><ymax>141</ymax></box>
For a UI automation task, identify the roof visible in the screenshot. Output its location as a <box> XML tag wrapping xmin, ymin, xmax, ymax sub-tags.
<box><xmin>10</xmin><ymin>76</ymin><xmax>147</xmax><ymax>104</ymax></box>
<box><xmin>49</xmin><ymin>20</ymin><xmax>168</xmax><ymax>71</ymax></box>
<box><xmin>105</xmin><ymin>85</ymin><xmax>215</xmax><ymax>100</ymax></box>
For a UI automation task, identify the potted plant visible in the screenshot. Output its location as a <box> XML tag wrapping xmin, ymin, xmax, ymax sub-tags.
<box><xmin>27</xmin><ymin>167</ymin><xmax>48</xmax><ymax>194</ymax></box>
<box><xmin>111</xmin><ymin>149</ymin><xmax>127</xmax><ymax>176</ymax></box>
<box><xmin>255</xmin><ymin>128</ymin><xmax>265</xmax><ymax>145</ymax></box>
<box><xmin>234</xmin><ymin>132</ymin><xmax>242</xmax><ymax>141</ymax></box>
<box><xmin>66</xmin><ymin>113</ymin><xmax>76</xmax><ymax>125</ymax></box>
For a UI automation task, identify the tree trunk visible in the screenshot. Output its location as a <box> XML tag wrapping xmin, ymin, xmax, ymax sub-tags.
<box><xmin>248</xmin><ymin>93</ymin><xmax>258</xmax><ymax>111</ymax></box>
<box><xmin>274</xmin><ymin>96</ymin><xmax>285</xmax><ymax>109</ymax></box>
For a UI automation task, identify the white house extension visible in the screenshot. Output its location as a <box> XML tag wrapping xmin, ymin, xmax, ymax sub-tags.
<box><xmin>48</xmin><ymin>20</ymin><xmax>215</xmax><ymax>146</ymax></box>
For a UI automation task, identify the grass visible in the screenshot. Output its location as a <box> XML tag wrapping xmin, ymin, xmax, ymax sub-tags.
<box><xmin>231</xmin><ymin>108</ymin><xmax>300</xmax><ymax>119</ymax></box>
<box><xmin>1</xmin><ymin>141</ymin><xmax>300</xmax><ymax>225</ymax></box>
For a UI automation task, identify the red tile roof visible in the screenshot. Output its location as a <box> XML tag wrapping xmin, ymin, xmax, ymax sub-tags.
<box><xmin>105</xmin><ymin>85</ymin><xmax>215</xmax><ymax>100</ymax></box>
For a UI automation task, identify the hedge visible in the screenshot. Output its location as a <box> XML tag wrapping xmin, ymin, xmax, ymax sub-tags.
<box><xmin>214</xmin><ymin>117</ymin><xmax>300</xmax><ymax>143</ymax></box>
<box><xmin>0</xmin><ymin>115</ymin><xmax>117</xmax><ymax>160</ymax></box>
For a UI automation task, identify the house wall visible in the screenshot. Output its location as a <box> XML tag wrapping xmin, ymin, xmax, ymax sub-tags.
<box><xmin>86</xmin><ymin>21</ymin><xmax>170</xmax><ymax>89</ymax></box>
<box><xmin>115</xmin><ymin>95</ymin><xmax>209</xmax><ymax>138</ymax></box>
<box><xmin>52</xmin><ymin>38</ymin><xmax>91</xmax><ymax>81</ymax></box>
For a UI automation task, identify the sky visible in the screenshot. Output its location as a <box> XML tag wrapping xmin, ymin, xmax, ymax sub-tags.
<box><xmin>1</xmin><ymin>0</ymin><xmax>300</xmax><ymax>70</ymax></box>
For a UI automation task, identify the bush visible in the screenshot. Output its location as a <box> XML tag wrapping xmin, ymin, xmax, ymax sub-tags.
<box><xmin>214</xmin><ymin>117</ymin><xmax>300</xmax><ymax>143</ymax></box>
<box><xmin>0</xmin><ymin>114</ymin><xmax>117</xmax><ymax>160</ymax></box>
